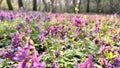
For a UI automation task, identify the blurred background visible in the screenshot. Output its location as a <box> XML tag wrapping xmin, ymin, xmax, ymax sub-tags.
<box><xmin>0</xmin><ymin>0</ymin><xmax>120</xmax><ymax>14</ymax></box>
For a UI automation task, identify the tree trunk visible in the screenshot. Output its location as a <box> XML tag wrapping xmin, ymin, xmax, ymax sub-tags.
<box><xmin>38</xmin><ymin>0</ymin><xmax>41</xmax><ymax>11</ymax></box>
<box><xmin>59</xmin><ymin>0</ymin><xmax>63</xmax><ymax>12</ymax></box>
<box><xmin>51</xmin><ymin>0</ymin><xmax>55</xmax><ymax>12</ymax></box>
<box><xmin>43</xmin><ymin>0</ymin><xmax>48</xmax><ymax>12</ymax></box>
<box><xmin>73</xmin><ymin>0</ymin><xmax>77</xmax><ymax>13</ymax></box>
<box><xmin>78</xmin><ymin>0</ymin><xmax>81</xmax><ymax>13</ymax></box>
<box><xmin>18</xmin><ymin>0</ymin><xmax>23</xmax><ymax>8</ymax></box>
<box><xmin>110</xmin><ymin>0</ymin><xmax>117</xmax><ymax>13</ymax></box>
<box><xmin>0</xmin><ymin>0</ymin><xmax>3</xmax><ymax>8</ymax></box>
<box><xmin>65</xmin><ymin>0</ymin><xmax>69</xmax><ymax>12</ymax></box>
<box><xmin>33</xmin><ymin>0</ymin><xmax>37</xmax><ymax>11</ymax></box>
<box><xmin>86</xmin><ymin>0</ymin><xmax>90</xmax><ymax>12</ymax></box>
<box><xmin>0</xmin><ymin>0</ymin><xmax>3</xmax><ymax>4</ymax></box>
<box><xmin>6</xmin><ymin>0</ymin><xmax>13</xmax><ymax>10</ymax></box>
<box><xmin>65</xmin><ymin>0</ymin><xmax>72</xmax><ymax>13</ymax></box>
<box><xmin>96</xmin><ymin>0</ymin><xmax>101</xmax><ymax>13</ymax></box>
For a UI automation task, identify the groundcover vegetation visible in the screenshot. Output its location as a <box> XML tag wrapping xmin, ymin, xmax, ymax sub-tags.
<box><xmin>0</xmin><ymin>10</ymin><xmax>120</xmax><ymax>68</ymax></box>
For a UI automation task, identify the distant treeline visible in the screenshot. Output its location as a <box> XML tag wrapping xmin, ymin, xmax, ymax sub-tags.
<box><xmin>0</xmin><ymin>0</ymin><xmax>120</xmax><ymax>14</ymax></box>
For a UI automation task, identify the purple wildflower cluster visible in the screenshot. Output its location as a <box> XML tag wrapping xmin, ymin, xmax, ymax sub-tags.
<box><xmin>0</xmin><ymin>31</ymin><xmax>46</xmax><ymax>68</ymax></box>
<box><xmin>0</xmin><ymin>11</ymin><xmax>120</xmax><ymax>68</ymax></box>
<box><xmin>74</xmin><ymin>55</ymin><xmax>95</xmax><ymax>68</ymax></box>
<box><xmin>44</xmin><ymin>25</ymin><xmax>66</xmax><ymax>39</ymax></box>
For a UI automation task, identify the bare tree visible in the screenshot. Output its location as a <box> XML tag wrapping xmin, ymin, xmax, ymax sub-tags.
<box><xmin>0</xmin><ymin>0</ymin><xmax>3</xmax><ymax>8</ymax></box>
<box><xmin>0</xmin><ymin>0</ymin><xmax>3</xmax><ymax>4</ymax></box>
<box><xmin>86</xmin><ymin>0</ymin><xmax>90</xmax><ymax>12</ymax></box>
<box><xmin>38</xmin><ymin>0</ymin><xmax>42</xmax><ymax>10</ymax></box>
<box><xmin>42</xmin><ymin>0</ymin><xmax>48</xmax><ymax>12</ymax></box>
<box><xmin>109</xmin><ymin>0</ymin><xmax>120</xmax><ymax>13</ymax></box>
<box><xmin>95</xmin><ymin>0</ymin><xmax>101</xmax><ymax>13</ymax></box>
<box><xmin>18</xmin><ymin>0</ymin><xmax>23</xmax><ymax>8</ymax></box>
<box><xmin>50</xmin><ymin>0</ymin><xmax>55</xmax><ymax>12</ymax></box>
<box><xmin>78</xmin><ymin>0</ymin><xmax>81</xmax><ymax>13</ymax></box>
<box><xmin>6</xmin><ymin>0</ymin><xmax>13</xmax><ymax>10</ymax></box>
<box><xmin>73</xmin><ymin>0</ymin><xmax>77</xmax><ymax>13</ymax></box>
<box><xmin>65</xmin><ymin>0</ymin><xmax>71</xmax><ymax>12</ymax></box>
<box><xmin>59</xmin><ymin>0</ymin><xmax>63</xmax><ymax>12</ymax></box>
<box><xmin>33</xmin><ymin>0</ymin><xmax>37</xmax><ymax>11</ymax></box>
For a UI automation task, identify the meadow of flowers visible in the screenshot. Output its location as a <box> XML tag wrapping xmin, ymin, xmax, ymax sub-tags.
<box><xmin>0</xmin><ymin>10</ymin><xmax>120</xmax><ymax>68</ymax></box>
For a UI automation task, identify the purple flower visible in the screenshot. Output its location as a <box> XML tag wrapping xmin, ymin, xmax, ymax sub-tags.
<box><xmin>100</xmin><ymin>39</ymin><xmax>105</xmax><ymax>45</ymax></box>
<box><xmin>93</xmin><ymin>27</ymin><xmax>100</xmax><ymax>33</ymax></box>
<box><xmin>38</xmin><ymin>31</ymin><xmax>45</xmax><ymax>43</ymax></box>
<box><xmin>98</xmin><ymin>45</ymin><xmax>112</xmax><ymax>54</ymax></box>
<box><xmin>6</xmin><ymin>50</ymin><xmax>16</xmax><ymax>61</ymax></box>
<box><xmin>55</xmin><ymin>49</ymin><xmax>60</xmax><ymax>58</ymax></box>
<box><xmin>105</xmin><ymin>46</ymin><xmax>111</xmax><ymax>52</ymax></box>
<box><xmin>18</xmin><ymin>57</ymin><xmax>31</xmax><ymax>68</ymax></box>
<box><xmin>83</xmin><ymin>33</ymin><xmax>88</xmax><ymax>38</ymax></box>
<box><xmin>1</xmin><ymin>47</ymin><xmax>16</xmax><ymax>61</ymax></box>
<box><xmin>16</xmin><ymin>23</ymin><xmax>23</xmax><ymax>31</ymax></box>
<box><xmin>14</xmin><ymin>37</ymin><xmax>30</xmax><ymax>62</ymax></box>
<box><xmin>72</xmin><ymin>17</ymin><xmax>82</xmax><ymax>27</ymax></box>
<box><xmin>11</xmin><ymin>66</ymin><xmax>16</xmax><ymax>68</ymax></box>
<box><xmin>25</xmin><ymin>16</ymin><xmax>31</xmax><ymax>23</ymax></box>
<box><xmin>18</xmin><ymin>48</ymin><xmax>46</xmax><ymax>68</ymax></box>
<box><xmin>0</xmin><ymin>13</ymin><xmax>4</xmax><ymax>20</ymax></box>
<box><xmin>74</xmin><ymin>27</ymin><xmax>80</xmax><ymax>38</ymax></box>
<box><xmin>24</xmin><ymin>25</ymin><xmax>32</xmax><ymax>35</ymax></box>
<box><xmin>35</xmin><ymin>24</ymin><xmax>40</xmax><ymax>30</ymax></box>
<box><xmin>31</xmin><ymin>49</ymin><xmax>46</xmax><ymax>68</ymax></box>
<box><xmin>84</xmin><ymin>22</ymin><xmax>88</xmax><ymax>26</ymax></box>
<box><xmin>114</xmin><ymin>22</ymin><xmax>118</xmax><ymax>26</ymax></box>
<box><xmin>100</xmin><ymin>58</ymin><xmax>112</xmax><ymax>68</ymax></box>
<box><xmin>60</xmin><ymin>26</ymin><xmax>65</xmax><ymax>39</ymax></box>
<box><xmin>45</xmin><ymin>16</ymin><xmax>50</xmax><ymax>22</ymax></box>
<box><xmin>14</xmin><ymin>47</ymin><xmax>29</xmax><ymax>62</ymax></box>
<box><xmin>68</xmin><ymin>24</ymin><xmax>71</xmax><ymax>30</ymax></box>
<box><xmin>98</xmin><ymin>45</ymin><xmax>105</xmax><ymax>54</ymax></box>
<box><xmin>93</xmin><ymin>38</ymin><xmax>99</xmax><ymax>45</ymax></box>
<box><xmin>12</xmin><ymin>31</ymin><xmax>21</xmax><ymax>48</ymax></box>
<box><xmin>118</xmin><ymin>50</ymin><xmax>120</xmax><ymax>54</ymax></box>
<box><xmin>51</xmin><ymin>61</ymin><xmax>58</xmax><ymax>68</ymax></box>
<box><xmin>24</xmin><ymin>37</ymin><xmax>30</xmax><ymax>49</ymax></box>
<box><xmin>9</xmin><ymin>12</ymin><xmax>14</xmax><ymax>20</ymax></box>
<box><xmin>80</xmin><ymin>55</ymin><xmax>95</xmax><ymax>68</ymax></box>
<box><xmin>112</xmin><ymin>35</ymin><xmax>117</xmax><ymax>41</ymax></box>
<box><xmin>109</xmin><ymin>28</ymin><xmax>114</xmax><ymax>33</ymax></box>
<box><xmin>112</xmin><ymin>58</ymin><xmax>120</xmax><ymax>67</ymax></box>
<box><xmin>39</xmin><ymin>61</ymin><xmax>46</xmax><ymax>68</ymax></box>
<box><xmin>93</xmin><ymin>20</ymin><xmax>100</xmax><ymax>33</ymax></box>
<box><xmin>45</xmin><ymin>26</ymin><xmax>51</xmax><ymax>36</ymax></box>
<box><xmin>52</xmin><ymin>26</ymin><xmax>59</xmax><ymax>37</ymax></box>
<box><xmin>74</xmin><ymin>63</ymin><xmax>79</xmax><ymax>68</ymax></box>
<box><xmin>94</xmin><ymin>20</ymin><xmax>99</xmax><ymax>27</ymax></box>
<box><xmin>0</xmin><ymin>48</ymin><xmax>5</xmax><ymax>58</ymax></box>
